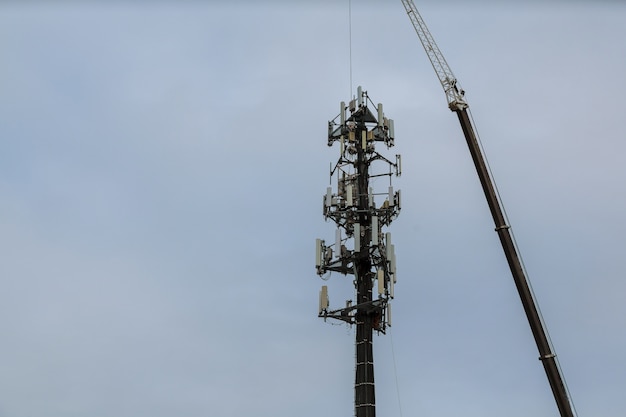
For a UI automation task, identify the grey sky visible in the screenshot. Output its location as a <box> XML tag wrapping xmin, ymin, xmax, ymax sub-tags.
<box><xmin>1</xmin><ymin>2</ymin><xmax>625</xmax><ymax>417</ymax></box>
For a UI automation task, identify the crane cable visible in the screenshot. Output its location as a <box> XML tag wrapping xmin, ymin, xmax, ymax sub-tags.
<box><xmin>348</xmin><ymin>0</ymin><xmax>353</xmax><ymax>98</ymax></box>
<box><xmin>390</xmin><ymin>330</ymin><xmax>404</xmax><ymax>417</ymax></box>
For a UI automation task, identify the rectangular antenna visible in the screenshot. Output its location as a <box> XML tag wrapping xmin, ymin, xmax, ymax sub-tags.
<box><xmin>372</xmin><ymin>216</ymin><xmax>379</xmax><ymax>245</ymax></box>
<box><xmin>385</xmin><ymin>232</ymin><xmax>392</xmax><ymax>259</ymax></box>
<box><xmin>391</xmin><ymin>245</ymin><xmax>397</xmax><ymax>282</ymax></box>
<box><xmin>335</xmin><ymin>229</ymin><xmax>341</xmax><ymax>254</ymax></box>
<box><xmin>377</xmin><ymin>269</ymin><xmax>385</xmax><ymax>295</ymax></box>
<box><xmin>388</xmin><ymin>186</ymin><xmax>394</xmax><ymax>205</ymax></box>
<box><xmin>326</xmin><ymin>187</ymin><xmax>332</xmax><ymax>207</ymax></box>
<box><xmin>315</xmin><ymin>238</ymin><xmax>322</xmax><ymax>267</ymax></box>
<box><xmin>377</xmin><ymin>103</ymin><xmax>383</xmax><ymax>127</ymax></box>
<box><xmin>346</xmin><ymin>184</ymin><xmax>353</xmax><ymax>206</ymax></box>
<box><xmin>319</xmin><ymin>285</ymin><xmax>329</xmax><ymax>313</ymax></box>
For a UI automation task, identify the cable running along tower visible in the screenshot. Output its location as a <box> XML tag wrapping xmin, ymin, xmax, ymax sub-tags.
<box><xmin>401</xmin><ymin>1</ymin><xmax>577</xmax><ymax>416</ymax></box>
<box><xmin>316</xmin><ymin>87</ymin><xmax>401</xmax><ymax>417</ymax></box>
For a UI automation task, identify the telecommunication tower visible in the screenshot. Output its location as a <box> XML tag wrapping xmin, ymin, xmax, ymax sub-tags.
<box><xmin>315</xmin><ymin>86</ymin><xmax>401</xmax><ymax>417</ymax></box>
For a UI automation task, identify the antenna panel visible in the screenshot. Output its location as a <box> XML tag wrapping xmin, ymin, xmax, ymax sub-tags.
<box><xmin>396</xmin><ymin>154</ymin><xmax>402</xmax><ymax>176</ymax></box>
<box><xmin>319</xmin><ymin>285</ymin><xmax>329</xmax><ymax>312</ymax></box>
<box><xmin>346</xmin><ymin>184</ymin><xmax>353</xmax><ymax>206</ymax></box>
<box><xmin>372</xmin><ymin>216</ymin><xmax>379</xmax><ymax>245</ymax></box>
<box><xmin>315</xmin><ymin>238</ymin><xmax>322</xmax><ymax>267</ymax></box>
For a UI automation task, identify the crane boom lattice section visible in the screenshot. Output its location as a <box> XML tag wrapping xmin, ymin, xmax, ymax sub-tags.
<box><xmin>401</xmin><ymin>0</ymin><xmax>467</xmax><ymax>110</ymax></box>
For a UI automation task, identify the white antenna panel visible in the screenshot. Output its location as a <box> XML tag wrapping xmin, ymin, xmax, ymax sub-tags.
<box><xmin>390</xmin><ymin>245</ymin><xmax>397</xmax><ymax>276</ymax></box>
<box><xmin>389</xmin><ymin>275</ymin><xmax>394</xmax><ymax>298</ymax></box>
<box><xmin>377</xmin><ymin>103</ymin><xmax>383</xmax><ymax>127</ymax></box>
<box><xmin>372</xmin><ymin>216</ymin><xmax>379</xmax><ymax>245</ymax></box>
<box><xmin>385</xmin><ymin>232</ymin><xmax>392</xmax><ymax>259</ymax></box>
<box><xmin>346</xmin><ymin>184</ymin><xmax>353</xmax><ymax>206</ymax></box>
<box><xmin>389</xmin><ymin>118</ymin><xmax>395</xmax><ymax>140</ymax></box>
<box><xmin>340</xmin><ymin>101</ymin><xmax>345</xmax><ymax>125</ymax></box>
<box><xmin>335</xmin><ymin>229</ymin><xmax>341</xmax><ymax>253</ymax></box>
<box><xmin>369</xmin><ymin>188</ymin><xmax>374</xmax><ymax>207</ymax></box>
<box><xmin>315</xmin><ymin>238</ymin><xmax>322</xmax><ymax>267</ymax></box>
<box><xmin>357</xmin><ymin>86</ymin><xmax>363</xmax><ymax>106</ymax></box>
<box><xmin>354</xmin><ymin>224</ymin><xmax>360</xmax><ymax>252</ymax></box>
<box><xmin>326</xmin><ymin>187</ymin><xmax>332</xmax><ymax>207</ymax></box>
<box><xmin>319</xmin><ymin>285</ymin><xmax>329</xmax><ymax>313</ymax></box>
<box><xmin>396</xmin><ymin>189</ymin><xmax>402</xmax><ymax>209</ymax></box>
<box><xmin>377</xmin><ymin>269</ymin><xmax>385</xmax><ymax>295</ymax></box>
<box><xmin>388</xmin><ymin>186</ymin><xmax>394</xmax><ymax>205</ymax></box>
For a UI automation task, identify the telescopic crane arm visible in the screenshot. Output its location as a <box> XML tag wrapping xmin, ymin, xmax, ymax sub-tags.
<box><xmin>401</xmin><ymin>1</ymin><xmax>576</xmax><ymax>416</ymax></box>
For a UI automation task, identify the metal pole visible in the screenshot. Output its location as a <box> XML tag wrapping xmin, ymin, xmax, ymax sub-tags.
<box><xmin>354</xmin><ymin>122</ymin><xmax>376</xmax><ymax>417</ymax></box>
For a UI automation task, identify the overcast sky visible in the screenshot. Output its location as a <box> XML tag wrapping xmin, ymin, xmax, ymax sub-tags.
<box><xmin>1</xmin><ymin>1</ymin><xmax>625</xmax><ymax>417</ymax></box>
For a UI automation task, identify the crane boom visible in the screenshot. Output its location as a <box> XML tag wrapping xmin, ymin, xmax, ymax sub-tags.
<box><xmin>401</xmin><ymin>1</ymin><xmax>577</xmax><ymax>416</ymax></box>
<box><xmin>401</xmin><ymin>0</ymin><xmax>466</xmax><ymax>111</ymax></box>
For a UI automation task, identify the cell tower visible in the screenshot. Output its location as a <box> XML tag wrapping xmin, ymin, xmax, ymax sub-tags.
<box><xmin>315</xmin><ymin>86</ymin><xmax>401</xmax><ymax>417</ymax></box>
